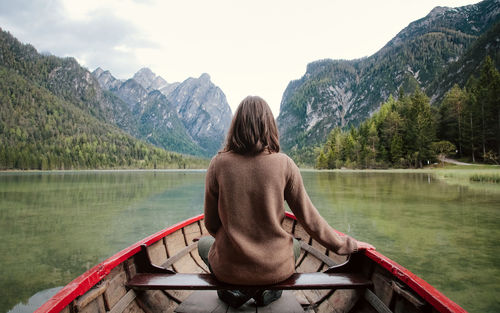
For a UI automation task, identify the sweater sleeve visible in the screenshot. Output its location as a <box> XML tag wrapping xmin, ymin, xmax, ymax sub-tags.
<box><xmin>284</xmin><ymin>158</ymin><xmax>357</xmax><ymax>255</ymax></box>
<box><xmin>204</xmin><ymin>156</ymin><xmax>221</xmax><ymax>236</ymax></box>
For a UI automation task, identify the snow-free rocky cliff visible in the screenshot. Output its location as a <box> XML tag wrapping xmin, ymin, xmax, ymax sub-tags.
<box><xmin>92</xmin><ymin>67</ymin><xmax>232</xmax><ymax>156</ymax></box>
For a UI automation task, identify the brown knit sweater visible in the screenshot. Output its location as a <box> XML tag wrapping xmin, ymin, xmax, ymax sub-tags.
<box><xmin>204</xmin><ymin>151</ymin><xmax>358</xmax><ymax>285</ymax></box>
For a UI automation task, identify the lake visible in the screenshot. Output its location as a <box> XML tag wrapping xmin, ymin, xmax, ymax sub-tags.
<box><xmin>0</xmin><ymin>170</ymin><xmax>499</xmax><ymax>313</ymax></box>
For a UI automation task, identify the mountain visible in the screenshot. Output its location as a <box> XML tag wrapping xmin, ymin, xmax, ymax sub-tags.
<box><xmin>427</xmin><ymin>20</ymin><xmax>500</xmax><ymax>102</ymax></box>
<box><xmin>133</xmin><ymin>67</ymin><xmax>171</xmax><ymax>92</ymax></box>
<box><xmin>0</xmin><ymin>28</ymin><xmax>207</xmax><ymax>170</ymax></box>
<box><xmin>163</xmin><ymin>73</ymin><xmax>232</xmax><ymax>156</ymax></box>
<box><xmin>93</xmin><ymin>68</ymin><xmax>232</xmax><ymax>156</ymax></box>
<box><xmin>92</xmin><ymin>68</ymin><xmax>206</xmax><ymax>156</ymax></box>
<box><xmin>277</xmin><ymin>0</ymin><xmax>500</xmax><ymax>159</ymax></box>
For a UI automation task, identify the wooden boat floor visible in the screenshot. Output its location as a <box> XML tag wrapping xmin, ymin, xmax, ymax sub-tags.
<box><xmin>174</xmin><ymin>290</ymin><xmax>304</xmax><ymax>313</ymax></box>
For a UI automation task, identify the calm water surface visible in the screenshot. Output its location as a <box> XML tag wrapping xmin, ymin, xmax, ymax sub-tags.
<box><xmin>0</xmin><ymin>170</ymin><xmax>499</xmax><ymax>313</ymax></box>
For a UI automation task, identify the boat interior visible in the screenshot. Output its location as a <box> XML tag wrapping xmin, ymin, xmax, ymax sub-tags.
<box><xmin>54</xmin><ymin>216</ymin><xmax>447</xmax><ymax>313</ymax></box>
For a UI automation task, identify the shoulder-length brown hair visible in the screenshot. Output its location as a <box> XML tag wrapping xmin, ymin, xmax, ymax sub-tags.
<box><xmin>223</xmin><ymin>96</ymin><xmax>280</xmax><ymax>155</ymax></box>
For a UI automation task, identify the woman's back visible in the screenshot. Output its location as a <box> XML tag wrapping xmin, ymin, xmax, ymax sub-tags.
<box><xmin>204</xmin><ymin>151</ymin><xmax>297</xmax><ymax>285</ymax></box>
<box><xmin>203</xmin><ymin>95</ymin><xmax>360</xmax><ymax>291</ymax></box>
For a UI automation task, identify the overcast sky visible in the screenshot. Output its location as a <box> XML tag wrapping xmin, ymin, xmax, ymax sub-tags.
<box><xmin>0</xmin><ymin>0</ymin><xmax>480</xmax><ymax>116</ymax></box>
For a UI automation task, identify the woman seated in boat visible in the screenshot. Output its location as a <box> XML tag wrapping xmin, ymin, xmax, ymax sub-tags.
<box><xmin>199</xmin><ymin>95</ymin><xmax>374</xmax><ymax>307</ymax></box>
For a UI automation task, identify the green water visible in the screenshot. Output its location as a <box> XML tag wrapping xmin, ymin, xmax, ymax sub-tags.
<box><xmin>0</xmin><ymin>170</ymin><xmax>499</xmax><ymax>313</ymax></box>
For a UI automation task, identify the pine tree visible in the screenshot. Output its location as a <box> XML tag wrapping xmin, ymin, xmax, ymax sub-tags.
<box><xmin>438</xmin><ymin>84</ymin><xmax>466</xmax><ymax>157</ymax></box>
<box><xmin>476</xmin><ymin>56</ymin><xmax>500</xmax><ymax>159</ymax></box>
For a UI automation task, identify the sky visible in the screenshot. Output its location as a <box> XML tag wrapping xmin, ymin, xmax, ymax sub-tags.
<box><xmin>0</xmin><ymin>0</ymin><xmax>481</xmax><ymax>117</ymax></box>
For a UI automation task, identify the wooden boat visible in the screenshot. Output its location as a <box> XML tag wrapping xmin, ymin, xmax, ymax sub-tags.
<box><xmin>35</xmin><ymin>212</ymin><xmax>466</xmax><ymax>313</ymax></box>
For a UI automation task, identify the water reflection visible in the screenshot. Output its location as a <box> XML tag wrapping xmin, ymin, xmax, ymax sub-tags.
<box><xmin>7</xmin><ymin>287</ymin><xmax>61</xmax><ymax>313</ymax></box>
<box><xmin>1</xmin><ymin>171</ymin><xmax>499</xmax><ymax>313</ymax></box>
<box><xmin>0</xmin><ymin>171</ymin><xmax>205</xmax><ymax>313</ymax></box>
<box><xmin>302</xmin><ymin>171</ymin><xmax>500</xmax><ymax>312</ymax></box>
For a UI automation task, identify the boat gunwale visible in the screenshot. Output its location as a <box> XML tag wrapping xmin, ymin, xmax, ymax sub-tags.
<box><xmin>364</xmin><ymin>249</ymin><xmax>466</xmax><ymax>313</ymax></box>
<box><xmin>35</xmin><ymin>212</ymin><xmax>466</xmax><ymax>313</ymax></box>
<box><xmin>34</xmin><ymin>213</ymin><xmax>204</xmax><ymax>313</ymax></box>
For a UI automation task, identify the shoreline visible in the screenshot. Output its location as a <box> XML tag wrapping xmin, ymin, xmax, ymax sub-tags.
<box><xmin>1</xmin><ymin>164</ymin><xmax>499</xmax><ymax>174</ymax></box>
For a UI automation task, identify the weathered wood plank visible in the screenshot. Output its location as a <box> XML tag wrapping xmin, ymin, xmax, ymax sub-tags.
<box><xmin>299</xmin><ymin>241</ymin><xmax>337</xmax><ymax>267</ymax></box>
<box><xmin>293</xmin><ymin>290</ymin><xmax>310</xmax><ymax>306</ymax></box>
<box><xmin>75</xmin><ymin>283</ymin><xmax>107</xmax><ymax>311</ymax></box>
<box><xmin>104</xmin><ymin>265</ymin><xmax>128</xmax><ymax>310</ymax></box>
<box><xmin>316</xmin><ymin>291</ymin><xmax>338</xmax><ymax>313</ymax></box>
<box><xmin>183</xmin><ymin>223</ymin><xmax>201</xmax><ymax>243</ymax></box>
<box><xmin>324</xmin><ymin>289</ymin><xmax>362</xmax><ymax>313</ymax></box>
<box><xmin>372</xmin><ymin>271</ymin><xmax>394</xmax><ymax>307</ymax></box>
<box><xmin>121</xmin><ymin>299</ymin><xmax>144</xmax><ymax>313</ymax></box>
<box><xmin>171</xmin><ymin>252</ymin><xmax>200</xmax><ymax>273</ymax></box>
<box><xmin>135</xmin><ymin>290</ymin><xmax>174</xmax><ymax>313</ymax></box>
<box><xmin>165</xmin><ymin>229</ymin><xmax>187</xmax><ymax>257</ymax></box>
<box><xmin>300</xmin><ymin>289</ymin><xmax>329</xmax><ymax>310</ymax></box>
<box><xmin>128</xmin><ymin>272</ymin><xmax>371</xmax><ymax>290</ymax></box>
<box><xmin>77</xmin><ymin>295</ymin><xmax>106</xmax><ymax>313</ymax></box>
<box><xmin>165</xmin><ymin>289</ymin><xmax>192</xmax><ymax>303</ymax></box>
<box><xmin>326</xmin><ymin>249</ymin><xmax>348</xmax><ymax>265</ymax></box>
<box><xmin>125</xmin><ymin>259</ymin><xmax>137</xmax><ymax>280</ymax></box>
<box><xmin>174</xmin><ymin>291</ymin><xmax>227</xmax><ymax>313</ymax></box>
<box><xmin>108</xmin><ymin>290</ymin><xmax>137</xmax><ymax>313</ymax></box>
<box><xmin>296</xmin><ymin>250</ymin><xmax>323</xmax><ymax>273</ymax></box>
<box><xmin>148</xmin><ymin>241</ymin><xmax>168</xmax><ymax>266</ymax></box>
<box><xmin>161</xmin><ymin>243</ymin><xmax>198</xmax><ymax>269</ymax></box>
<box><xmin>364</xmin><ymin>289</ymin><xmax>392</xmax><ymax>313</ymax></box>
<box><xmin>392</xmin><ymin>281</ymin><xmax>426</xmax><ymax>308</ymax></box>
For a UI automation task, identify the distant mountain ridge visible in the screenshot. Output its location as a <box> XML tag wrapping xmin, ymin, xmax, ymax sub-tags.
<box><xmin>91</xmin><ymin>67</ymin><xmax>203</xmax><ymax>156</ymax></box>
<box><xmin>277</xmin><ymin>0</ymin><xmax>500</xmax><ymax>159</ymax></box>
<box><xmin>0</xmin><ymin>28</ymin><xmax>207</xmax><ymax>169</ymax></box>
<box><xmin>92</xmin><ymin>67</ymin><xmax>232</xmax><ymax>156</ymax></box>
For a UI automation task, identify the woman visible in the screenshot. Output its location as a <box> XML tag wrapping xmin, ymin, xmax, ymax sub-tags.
<box><xmin>199</xmin><ymin>96</ymin><xmax>373</xmax><ymax>307</ymax></box>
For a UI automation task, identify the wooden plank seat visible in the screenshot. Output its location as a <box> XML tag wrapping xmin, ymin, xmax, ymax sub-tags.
<box><xmin>128</xmin><ymin>271</ymin><xmax>371</xmax><ymax>291</ymax></box>
<box><xmin>128</xmin><ymin>244</ymin><xmax>372</xmax><ymax>292</ymax></box>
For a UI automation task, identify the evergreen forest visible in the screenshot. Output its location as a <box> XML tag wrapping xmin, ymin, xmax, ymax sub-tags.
<box><xmin>316</xmin><ymin>56</ymin><xmax>500</xmax><ymax>169</ymax></box>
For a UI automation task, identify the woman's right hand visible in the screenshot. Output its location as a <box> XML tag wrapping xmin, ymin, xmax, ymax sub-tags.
<box><xmin>356</xmin><ymin>241</ymin><xmax>375</xmax><ymax>251</ymax></box>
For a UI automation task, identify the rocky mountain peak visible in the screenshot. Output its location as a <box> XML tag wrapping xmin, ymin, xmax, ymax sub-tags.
<box><xmin>428</xmin><ymin>6</ymin><xmax>449</xmax><ymax>17</ymax></box>
<box><xmin>132</xmin><ymin>67</ymin><xmax>169</xmax><ymax>91</ymax></box>
<box><xmin>199</xmin><ymin>73</ymin><xmax>211</xmax><ymax>82</ymax></box>
<box><xmin>93</xmin><ymin>67</ymin><xmax>104</xmax><ymax>77</ymax></box>
<box><xmin>92</xmin><ymin>66</ymin><xmax>232</xmax><ymax>157</ymax></box>
<box><xmin>133</xmin><ymin>67</ymin><xmax>156</xmax><ymax>87</ymax></box>
<box><xmin>92</xmin><ymin>67</ymin><xmax>121</xmax><ymax>90</ymax></box>
<box><xmin>164</xmin><ymin>73</ymin><xmax>232</xmax><ymax>155</ymax></box>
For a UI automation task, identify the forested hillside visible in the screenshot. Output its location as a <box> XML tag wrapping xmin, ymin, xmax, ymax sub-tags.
<box><xmin>316</xmin><ymin>56</ymin><xmax>500</xmax><ymax>169</ymax></box>
<box><xmin>278</xmin><ymin>0</ymin><xmax>500</xmax><ymax>165</ymax></box>
<box><xmin>0</xmin><ymin>29</ymin><xmax>208</xmax><ymax>170</ymax></box>
<box><xmin>427</xmin><ymin>20</ymin><xmax>500</xmax><ymax>103</ymax></box>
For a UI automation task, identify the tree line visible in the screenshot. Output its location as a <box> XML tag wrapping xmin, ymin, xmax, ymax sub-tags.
<box><xmin>316</xmin><ymin>56</ymin><xmax>500</xmax><ymax>169</ymax></box>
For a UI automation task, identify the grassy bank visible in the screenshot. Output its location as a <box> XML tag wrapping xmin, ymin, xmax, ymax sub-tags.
<box><xmin>305</xmin><ymin>164</ymin><xmax>500</xmax><ymax>193</ymax></box>
<box><xmin>426</xmin><ymin>164</ymin><xmax>500</xmax><ymax>193</ymax></box>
